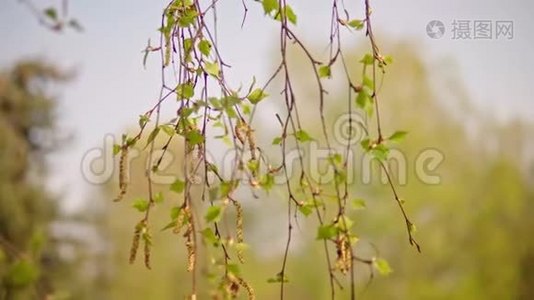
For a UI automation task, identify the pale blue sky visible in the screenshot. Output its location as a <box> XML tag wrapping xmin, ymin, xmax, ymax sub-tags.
<box><xmin>1</xmin><ymin>0</ymin><xmax>532</xmax><ymax>211</ymax></box>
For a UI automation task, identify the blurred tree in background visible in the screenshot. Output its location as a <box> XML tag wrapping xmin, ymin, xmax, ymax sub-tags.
<box><xmin>0</xmin><ymin>61</ymin><xmax>90</xmax><ymax>299</ymax></box>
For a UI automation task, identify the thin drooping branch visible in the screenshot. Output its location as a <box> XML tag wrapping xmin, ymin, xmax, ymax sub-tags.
<box><xmin>114</xmin><ymin>1</ymin><xmax>421</xmax><ymax>299</ymax></box>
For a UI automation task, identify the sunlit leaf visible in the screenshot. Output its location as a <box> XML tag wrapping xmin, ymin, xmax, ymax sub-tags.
<box><xmin>220</xmin><ymin>180</ymin><xmax>238</xmax><ymax>197</ymax></box>
<box><xmin>319</xmin><ymin>65</ymin><xmax>331</xmax><ymax>78</ymax></box>
<box><xmin>371</xmin><ymin>144</ymin><xmax>390</xmax><ymax>161</ymax></box>
<box><xmin>351</xmin><ymin>199</ymin><xmax>366</xmax><ymax>209</ymax></box>
<box><xmin>153</xmin><ymin>192</ymin><xmax>164</xmax><ymax>204</ymax></box>
<box><xmin>205</xmin><ymin>61</ymin><xmax>220</xmax><ymax>78</ymax></box>
<box><xmin>316</xmin><ymin>224</ymin><xmax>338</xmax><ymax>240</ymax></box>
<box><xmin>198</xmin><ymin>39</ymin><xmax>211</xmax><ymax>56</ymax></box>
<box><xmin>348</xmin><ymin>19</ymin><xmax>364</xmax><ymax>30</ymax></box>
<box><xmin>285</xmin><ymin>5</ymin><xmax>297</xmax><ymax>25</ymax></box>
<box><xmin>177</xmin><ymin>7</ymin><xmax>198</xmax><ymax>27</ymax></box>
<box><xmin>298</xmin><ymin>204</ymin><xmax>313</xmax><ymax>217</ymax></box>
<box><xmin>335</xmin><ymin>215</ymin><xmax>354</xmax><ymax>231</ymax></box>
<box><xmin>295</xmin><ymin>129</ymin><xmax>313</xmax><ymax>142</ymax></box>
<box><xmin>362</xmin><ymin>75</ymin><xmax>374</xmax><ymax>89</ymax></box>
<box><xmin>139</xmin><ymin>114</ymin><xmax>150</xmax><ymax>128</ymax></box>
<box><xmin>247</xmin><ymin>88</ymin><xmax>268</xmax><ymax>104</ymax></box>
<box><xmin>262</xmin><ymin>0</ymin><xmax>278</xmax><ymax>15</ymax></box>
<box><xmin>374</xmin><ymin>258</ymin><xmax>393</xmax><ymax>276</ymax></box>
<box><xmin>170</xmin><ymin>179</ymin><xmax>185</xmax><ymax>193</ymax></box>
<box><xmin>145</xmin><ymin>127</ymin><xmax>160</xmax><ymax>148</ymax></box>
<box><xmin>113</xmin><ymin>144</ymin><xmax>121</xmax><ymax>156</ymax></box>
<box><xmin>201</xmin><ymin>228</ymin><xmax>219</xmax><ymax>246</ymax></box>
<box><xmin>360</xmin><ymin>53</ymin><xmax>374</xmax><ymax>65</ymax></box>
<box><xmin>260</xmin><ymin>173</ymin><xmax>275</xmax><ymax>191</ymax></box>
<box><xmin>227</xmin><ymin>263</ymin><xmax>241</xmax><ymax>276</ymax></box>
<box><xmin>44</xmin><ymin>7</ymin><xmax>58</xmax><ymax>21</ymax></box>
<box><xmin>185</xmin><ymin>130</ymin><xmax>204</xmax><ymax>145</ymax></box>
<box><xmin>356</xmin><ymin>88</ymin><xmax>371</xmax><ymax>110</ymax></box>
<box><xmin>360</xmin><ymin>138</ymin><xmax>371</xmax><ymax>150</ymax></box>
<box><xmin>160</xmin><ymin>124</ymin><xmax>175</xmax><ymax>136</ymax></box>
<box><xmin>272</xmin><ymin>136</ymin><xmax>283</xmax><ymax>145</ymax></box>
<box><xmin>388</xmin><ymin>131</ymin><xmax>408</xmax><ymax>143</ymax></box>
<box><xmin>328</xmin><ymin>153</ymin><xmax>343</xmax><ymax>165</ymax></box>
<box><xmin>177</xmin><ymin>83</ymin><xmax>194</xmax><ymax>99</ymax></box>
<box><xmin>205</xmin><ymin>205</ymin><xmax>222</xmax><ymax>223</ymax></box>
<box><xmin>132</xmin><ymin>198</ymin><xmax>149</xmax><ymax>212</ymax></box>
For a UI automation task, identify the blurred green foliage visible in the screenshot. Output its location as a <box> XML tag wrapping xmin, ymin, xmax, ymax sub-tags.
<box><xmin>0</xmin><ymin>61</ymin><xmax>63</xmax><ymax>299</ymax></box>
<box><xmin>0</xmin><ymin>61</ymin><xmax>91</xmax><ymax>299</ymax></box>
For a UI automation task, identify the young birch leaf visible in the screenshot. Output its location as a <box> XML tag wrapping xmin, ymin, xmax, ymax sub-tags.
<box><xmin>360</xmin><ymin>53</ymin><xmax>374</xmax><ymax>65</ymax></box>
<box><xmin>183</xmin><ymin>38</ymin><xmax>193</xmax><ymax>53</ymax></box>
<box><xmin>177</xmin><ymin>83</ymin><xmax>194</xmax><ymax>99</ymax></box>
<box><xmin>336</xmin><ymin>215</ymin><xmax>354</xmax><ymax>231</ymax></box>
<box><xmin>170</xmin><ymin>206</ymin><xmax>182</xmax><ymax>220</ymax></box>
<box><xmin>138</xmin><ymin>114</ymin><xmax>149</xmax><ymax>128</ymax></box>
<box><xmin>356</xmin><ymin>89</ymin><xmax>370</xmax><ymax>110</ymax></box>
<box><xmin>374</xmin><ymin>258</ymin><xmax>393</xmax><ymax>276</ymax></box>
<box><xmin>161</xmin><ymin>220</ymin><xmax>176</xmax><ymax>231</ymax></box>
<box><xmin>160</xmin><ymin>124</ymin><xmax>175</xmax><ymax>136</ymax></box>
<box><xmin>205</xmin><ymin>205</ymin><xmax>222</xmax><ymax>223</ymax></box>
<box><xmin>362</xmin><ymin>76</ymin><xmax>374</xmax><ymax>89</ymax></box>
<box><xmin>153</xmin><ymin>192</ymin><xmax>164</xmax><ymax>204</ymax></box>
<box><xmin>298</xmin><ymin>204</ymin><xmax>313</xmax><ymax>217</ymax></box>
<box><xmin>360</xmin><ymin>138</ymin><xmax>371</xmax><ymax>151</ymax></box>
<box><xmin>371</xmin><ymin>144</ymin><xmax>390</xmax><ymax>161</ymax></box>
<box><xmin>242</xmin><ymin>104</ymin><xmax>252</xmax><ymax>115</ymax></box>
<box><xmin>295</xmin><ymin>130</ymin><xmax>313</xmax><ymax>142</ymax></box>
<box><xmin>186</xmin><ymin>130</ymin><xmax>204</xmax><ymax>145</ymax></box>
<box><xmin>260</xmin><ymin>174</ymin><xmax>275</xmax><ymax>191</ymax></box>
<box><xmin>318</xmin><ymin>65</ymin><xmax>331</xmax><ymax>78</ymax></box>
<box><xmin>272</xmin><ymin>136</ymin><xmax>283</xmax><ymax>145</ymax></box>
<box><xmin>262</xmin><ymin>0</ymin><xmax>278</xmax><ymax>15</ymax></box>
<box><xmin>170</xmin><ymin>179</ymin><xmax>185</xmax><ymax>193</ymax></box>
<box><xmin>388</xmin><ymin>131</ymin><xmax>408</xmax><ymax>143</ymax></box>
<box><xmin>227</xmin><ymin>263</ymin><xmax>241</xmax><ymax>276</ymax></box>
<box><xmin>113</xmin><ymin>144</ymin><xmax>121</xmax><ymax>156</ymax></box>
<box><xmin>285</xmin><ymin>5</ymin><xmax>297</xmax><ymax>25</ymax></box>
<box><xmin>247</xmin><ymin>88</ymin><xmax>268</xmax><ymax>104</ymax></box>
<box><xmin>201</xmin><ymin>228</ymin><xmax>219</xmax><ymax>246</ymax></box>
<box><xmin>44</xmin><ymin>7</ymin><xmax>58</xmax><ymax>21</ymax></box>
<box><xmin>198</xmin><ymin>39</ymin><xmax>211</xmax><ymax>56</ymax></box>
<box><xmin>132</xmin><ymin>198</ymin><xmax>149</xmax><ymax>212</ymax></box>
<box><xmin>351</xmin><ymin>199</ymin><xmax>366</xmax><ymax>210</ymax></box>
<box><xmin>145</xmin><ymin>127</ymin><xmax>160</xmax><ymax>148</ymax></box>
<box><xmin>348</xmin><ymin>19</ymin><xmax>364</xmax><ymax>30</ymax></box>
<box><xmin>205</xmin><ymin>61</ymin><xmax>220</xmax><ymax>78</ymax></box>
<box><xmin>316</xmin><ymin>224</ymin><xmax>338</xmax><ymax>240</ymax></box>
